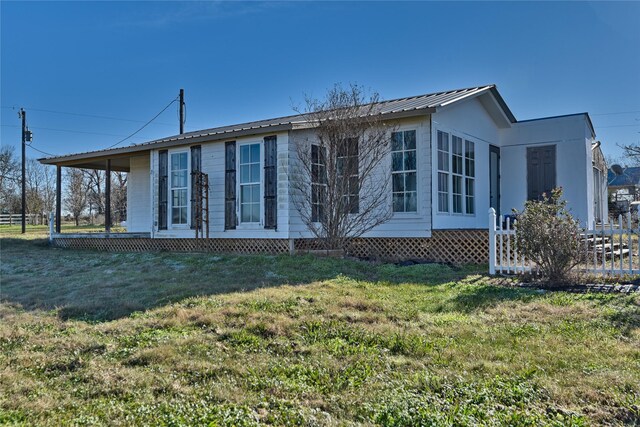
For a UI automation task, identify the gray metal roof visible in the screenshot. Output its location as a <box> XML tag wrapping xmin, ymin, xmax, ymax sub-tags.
<box><xmin>39</xmin><ymin>84</ymin><xmax>514</xmax><ymax>168</ymax></box>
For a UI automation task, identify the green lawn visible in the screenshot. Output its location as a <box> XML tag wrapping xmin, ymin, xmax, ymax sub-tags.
<box><xmin>0</xmin><ymin>224</ymin><xmax>125</xmax><ymax>238</ymax></box>
<box><xmin>0</xmin><ymin>238</ymin><xmax>638</xmax><ymax>426</ymax></box>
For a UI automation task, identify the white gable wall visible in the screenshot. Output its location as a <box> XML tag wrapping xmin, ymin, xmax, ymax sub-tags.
<box><xmin>431</xmin><ymin>96</ymin><xmax>501</xmax><ymax>229</ymax></box>
<box><xmin>500</xmin><ymin>115</ymin><xmax>594</xmax><ymax>225</ymax></box>
<box><xmin>126</xmin><ymin>154</ymin><xmax>151</xmax><ymax>232</ymax></box>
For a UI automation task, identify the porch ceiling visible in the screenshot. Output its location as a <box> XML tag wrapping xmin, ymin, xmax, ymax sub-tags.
<box><xmin>49</xmin><ymin>152</ymin><xmax>140</xmax><ymax>172</ymax></box>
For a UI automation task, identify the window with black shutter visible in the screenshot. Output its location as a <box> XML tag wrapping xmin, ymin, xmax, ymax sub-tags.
<box><xmin>224</xmin><ymin>141</ymin><xmax>237</xmax><ymax>230</ymax></box>
<box><xmin>158</xmin><ymin>150</ymin><xmax>168</xmax><ymax>230</ymax></box>
<box><xmin>263</xmin><ymin>136</ymin><xmax>277</xmax><ymax>229</ymax></box>
<box><xmin>190</xmin><ymin>145</ymin><xmax>201</xmax><ymax>229</ymax></box>
<box><xmin>337</xmin><ymin>138</ymin><xmax>359</xmax><ymax>214</ymax></box>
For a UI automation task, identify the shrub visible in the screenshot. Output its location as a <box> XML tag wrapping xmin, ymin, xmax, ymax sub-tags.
<box><xmin>514</xmin><ymin>188</ymin><xmax>582</xmax><ymax>285</ymax></box>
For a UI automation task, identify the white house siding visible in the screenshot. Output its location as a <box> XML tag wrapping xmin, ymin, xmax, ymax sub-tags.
<box><xmin>126</xmin><ymin>154</ymin><xmax>151</xmax><ymax>232</ymax></box>
<box><xmin>431</xmin><ymin>97</ymin><xmax>501</xmax><ymax>230</ymax></box>
<box><xmin>500</xmin><ymin>114</ymin><xmax>594</xmax><ymax>226</ymax></box>
<box><xmin>288</xmin><ymin>116</ymin><xmax>432</xmax><ymax>239</ymax></box>
<box><xmin>151</xmin><ymin>132</ymin><xmax>291</xmax><ymax>239</ymax></box>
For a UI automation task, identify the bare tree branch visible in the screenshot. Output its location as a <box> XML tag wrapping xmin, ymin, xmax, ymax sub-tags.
<box><xmin>64</xmin><ymin>169</ymin><xmax>89</xmax><ymax>226</ymax></box>
<box><xmin>619</xmin><ymin>143</ymin><xmax>640</xmax><ymax>166</ymax></box>
<box><xmin>290</xmin><ymin>83</ymin><xmax>396</xmax><ymax>250</ymax></box>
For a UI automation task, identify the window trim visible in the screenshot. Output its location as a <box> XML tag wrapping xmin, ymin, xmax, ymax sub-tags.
<box><xmin>435</xmin><ymin>129</ymin><xmax>476</xmax><ymax>217</ymax></box>
<box><xmin>336</xmin><ymin>137</ymin><xmax>360</xmax><ymax>215</ymax></box>
<box><xmin>391</xmin><ymin>129</ymin><xmax>419</xmax><ymax>215</ymax></box>
<box><xmin>310</xmin><ymin>143</ymin><xmax>327</xmax><ymax>223</ymax></box>
<box><xmin>236</xmin><ymin>140</ymin><xmax>263</xmax><ymax>228</ymax></box>
<box><xmin>168</xmin><ymin>149</ymin><xmax>190</xmax><ymax>229</ymax></box>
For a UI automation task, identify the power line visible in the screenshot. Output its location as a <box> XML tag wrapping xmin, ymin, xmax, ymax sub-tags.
<box><xmin>105</xmin><ymin>96</ymin><xmax>178</xmax><ymax>149</ymax></box>
<box><xmin>596</xmin><ymin>124</ymin><xmax>640</xmax><ymax>129</ymax></box>
<box><xmin>592</xmin><ymin>110</ymin><xmax>640</xmax><ymax>116</ymax></box>
<box><xmin>1</xmin><ymin>105</ymin><xmax>175</xmax><ymax>126</ymax></box>
<box><xmin>1</xmin><ymin>124</ymin><xmax>149</xmax><ymax>139</ymax></box>
<box><xmin>26</xmin><ymin>144</ymin><xmax>55</xmax><ymax>157</ymax></box>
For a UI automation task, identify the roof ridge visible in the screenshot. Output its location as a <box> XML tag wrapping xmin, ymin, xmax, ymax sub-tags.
<box><xmin>131</xmin><ymin>84</ymin><xmax>497</xmax><ymax>147</ymax></box>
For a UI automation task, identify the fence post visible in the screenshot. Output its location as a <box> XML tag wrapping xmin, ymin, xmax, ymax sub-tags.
<box><xmin>627</xmin><ymin>209</ymin><xmax>640</xmax><ymax>274</ymax></box>
<box><xmin>488</xmin><ymin>208</ymin><xmax>496</xmax><ymax>275</ymax></box>
<box><xmin>49</xmin><ymin>212</ymin><xmax>55</xmax><ymax>242</ymax></box>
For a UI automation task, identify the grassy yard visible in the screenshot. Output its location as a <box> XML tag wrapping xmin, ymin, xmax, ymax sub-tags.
<box><xmin>0</xmin><ymin>238</ymin><xmax>639</xmax><ymax>426</ymax></box>
<box><xmin>0</xmin><ymin>224</ymin><xmax>125</xmax><ymax>238</ymax></box>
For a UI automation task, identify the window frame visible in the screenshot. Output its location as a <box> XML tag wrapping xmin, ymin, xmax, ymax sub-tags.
<box><xmin>391</xmin><ymin>129</ymin><xmax>418</xmax><ymax>214</ymax></box>
<box><xmin>168</xmin><ymin>149</ymin><xmax>190</xmax><ymax>228</ymax></box>
<box><xmin>310</xmin><ymin>143</ymin><xmax>327</xmax><ymax>223</ymax></box>
<box><xmin>435</xmin><ymin>129</ymin><xmax>476</xmax><ymax>217</ymax></box>
<box><xmin>337</xmin><ymin>137</ymin><xmax>359</xmax><ymax>215</ymax></box>
<box><xmin>236</xmin><ymin>140</ymin><xmax>263</xmax><ymax>227</ymax></box>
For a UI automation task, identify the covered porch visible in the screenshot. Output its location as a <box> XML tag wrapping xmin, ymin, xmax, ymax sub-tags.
<box><xmin>39</xmin><ymin>146</ymin><xmax>150</xmax><ymax>236</ymax></box>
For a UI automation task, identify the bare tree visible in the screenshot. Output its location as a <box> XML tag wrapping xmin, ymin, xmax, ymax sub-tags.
<box><xmin>290</xmin><ymin>84</ymin><xmax>396</xmax><ymax>250</ymax></box>
<box><xmin>64</xmin><ymin>169</ymin><xmax>88</xmax><ymax>226</ymax></box>
<box><xmin>620</xmin><ymin>143</ymin><xmax>640</xmax><ymax>166</ymax></box>
<box><xmin>111</xmin><ymin>172</ymin><xmax>127</xmax><ymax>224</ymax></box>
<box><xmin>0</xmin><ymin>146</ymin><xmax>20</xmax><ymax>213</ymax></box>
<box><xmin>25</xmin><ymin>159</ymin><xmax>56</xmax><ymax>217</ymax></box>
<box><xmin>83</xmin><ymin>169</ymin><xmax>106</xmax><ymax>217</ymax></box>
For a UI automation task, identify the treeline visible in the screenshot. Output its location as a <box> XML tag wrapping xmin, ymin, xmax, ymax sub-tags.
<box><xmin>0</xmin><ymin>146</ymin><xmax>126</xmax><ymax>226</ymax></box>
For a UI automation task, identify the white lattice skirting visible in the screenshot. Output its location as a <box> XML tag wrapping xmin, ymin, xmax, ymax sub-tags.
<box><xmin>52</xmin><ymin>230</ymin><xmax>489</xmax><ymax>264</ymax></box>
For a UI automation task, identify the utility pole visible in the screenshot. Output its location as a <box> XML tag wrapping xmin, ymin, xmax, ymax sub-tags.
<box><xmin>179</xmin><ymin>88</ymin><xmax>185</xmax><ymax>134</ymax></box>
<box><xmin>19</xmin><ymin>109</ymin><xmax>33</xmax><ymax>234</ymax></box>
<box><xmin>20</xmin><ymin>109</ymin><xmax>26</xmax><ymax>234</ymax></box>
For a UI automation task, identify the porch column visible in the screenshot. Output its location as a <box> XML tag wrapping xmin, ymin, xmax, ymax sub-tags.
<box><xmin>105</xmin><ymin>159</ymin><xmax>111</xmax><ymax>233</ymax></box>
<box><xmin>55</xmin><ymin>165</ymin><xmax>62</xmax><ymax>233</ymax></box>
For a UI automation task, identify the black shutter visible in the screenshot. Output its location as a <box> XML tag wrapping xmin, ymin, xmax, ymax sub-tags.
<box><xmin>224</xmin><ymin>141</ymin><xmax>237</xmax><ymax>230</ymax></box>
<box><xmin>190</xmin><ymin>145</ymin><xmax>201</xmax><ymax>229</ymax></box>
<box><xmin>527</xmin><ymin>145</ymin><xmax>556</xmax><ymax>200</ymax></box>
<box><xmin>263</xmin><ymin>136</ymin><xmax>277</xmax><ymax>229</ymax></box>
<box><xmin>158</xmin><ymin>150</ymin><xmax>168</xmax><ymax>230</ymax></box>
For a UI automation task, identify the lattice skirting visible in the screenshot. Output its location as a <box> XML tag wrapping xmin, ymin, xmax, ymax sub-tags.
<box><xmin>52</xmin><ymin>230</ymin><xmax>489</xmax><ymax>264</ymax></box>
<box><xmin>295</xmin><ymin>230</ymin><xmax>489</xmax><ymax>264</ymax></box>
<box><xmin>52</xmin><ymin>238</ymin><xmax>290</xmax><ymax>255</ymax></box>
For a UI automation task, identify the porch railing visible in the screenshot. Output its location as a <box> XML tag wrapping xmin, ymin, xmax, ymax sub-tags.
<box><xmin>489</xmin><ymin>208</ymin><xmax>640</xmax><ymax>277</ymax></box>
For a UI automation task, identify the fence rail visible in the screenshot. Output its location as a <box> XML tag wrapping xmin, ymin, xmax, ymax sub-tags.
<box><xmin>489</xmin><ymin>209</ymin><xmax>640</xmax><ymax>277</ymax></box>
<box><xmin>0</xmin><ymin>213</ymin><xmax>47</xmax><ymax>226</ymax></box>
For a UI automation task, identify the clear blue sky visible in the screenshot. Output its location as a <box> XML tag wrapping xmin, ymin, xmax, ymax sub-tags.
<box><xmin>2</xmin><ymin>1</ymin><xmax>639</xmax><ymax>163</ymax></box>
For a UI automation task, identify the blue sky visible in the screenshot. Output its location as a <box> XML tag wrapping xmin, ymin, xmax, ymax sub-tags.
<box><xmin>1</xmin><ymin>1</ymin><xmax>639</xmax><ymax>163</ymax></box>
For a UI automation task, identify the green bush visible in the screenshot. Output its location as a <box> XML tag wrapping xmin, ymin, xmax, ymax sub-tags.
<box><xmin>514</xmin><ymin>188</ymin><xmax>582</xmax><ymax>285</ymax></box>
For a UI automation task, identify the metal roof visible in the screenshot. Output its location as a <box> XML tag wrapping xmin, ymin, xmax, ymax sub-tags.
<box><xmin>608</xmin><ymin>166</ymin><xmax>640</xmax><ymax>187</ymax></box>
<box><xmin>39</xmin><ymin>84</ymin><xmax>514</xmax><ymax>168</ymax></box>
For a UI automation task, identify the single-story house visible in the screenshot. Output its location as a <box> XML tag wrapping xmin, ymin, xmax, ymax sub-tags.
<box><xmin>39</xmin><ymin>84</ymin><xmax>607</xmax><ymax>262</ymax></box>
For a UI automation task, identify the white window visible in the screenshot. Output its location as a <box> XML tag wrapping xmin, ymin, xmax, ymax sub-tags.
<box><xmin>391</xmin><ymin>130</ymin><xmax>417</xmax><ymax>212</ymax></box>
<box><xmin>311</xmin><ymin>144</ymin><xmax>326</xmax><ymax>222</ymax></box>
<box><xmin>337</xmin><ymin>138</ymin><xmax>359</xmax><ymax>214</ymax></box>
<box><xmin>239</xmin><ymin>143</ymin><xmax>261</xmax><ymax>223</ymax></box>
<box><xmin>464</xmin><ymin>140</ymin><xmax>475</xmax><ymax>214</ymax></box>
<box><xmin>436</xmin><ymin>130</ymin><xmax>475</xmax><ymax>215</ymax></box>
<box><xmin>170</xmin><ymin>151</ymin><xmax>189</xmax><ymax>226</ymax></box>
<box><xmin>437</xmin><ymin>131</ymin><xmax>449</xmax><ymax>213</ymax></box>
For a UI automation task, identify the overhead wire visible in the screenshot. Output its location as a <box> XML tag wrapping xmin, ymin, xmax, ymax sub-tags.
<box><xmin>26</xmin><ymin>144</ymin><xmax>55</xmax><ymax>157</ymax></box>
<box><xmin>2</xmin><ymin>95</ymin><xmax>180</xmax><ymax>158</ymax></box>
<box><xmin>1</xmin><ymin>105</ymin><xmax>174</xmax><ymax>126</ymax></box>
<box><xmin>0</xmin><ymin>124</ymin><xmax>148</xmax><ymax>139</ymax></box>
<box><xmin>105</xmin><ymin>96</ymin><xmax>179</xmax><ymax>149</ymax></box>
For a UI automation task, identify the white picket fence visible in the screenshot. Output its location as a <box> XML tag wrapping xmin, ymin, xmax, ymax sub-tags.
<box><xmin>489</xmin><ymin>208</ymin><xmax>640</xmax><ymax>277</ymax></box>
